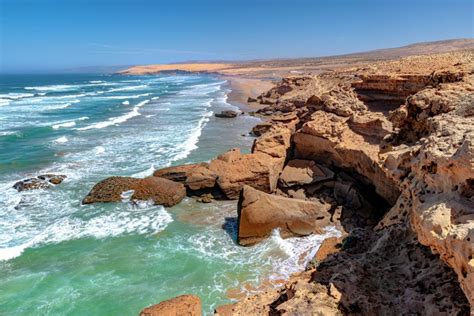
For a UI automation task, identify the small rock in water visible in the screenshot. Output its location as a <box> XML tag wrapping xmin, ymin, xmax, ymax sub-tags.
<box><xmin>215</xmin><ymin>110</ymin><xmax>238</xmax><ymax>118</ymax></box>
<box><xmin>38</xmin><ymin>174</ymin><xmax>67</xmax><ymax>185</ymax></box>
<box><xmin>12</xmin><ymin>174</ymin><xmax>67</xmax><ymax>192</ymax></box>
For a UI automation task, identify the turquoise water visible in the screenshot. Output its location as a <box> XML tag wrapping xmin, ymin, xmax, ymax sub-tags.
<box><xmin>0</xmin><ymin>74</ymin><xmax>338</xmax><ymax>315</ymax></box>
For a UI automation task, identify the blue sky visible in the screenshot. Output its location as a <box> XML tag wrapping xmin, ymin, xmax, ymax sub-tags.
<box><xmin>0</xmin><ymin>0</ymin><xmax>472</xmax><ymax>72</ymax></box>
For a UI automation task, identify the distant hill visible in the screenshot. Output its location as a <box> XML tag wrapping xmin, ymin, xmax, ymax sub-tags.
<box><xmin>119</xmin><ymin>38</ymin><xmax>474</xmax><ymax>75</ymax></box>
<box><xmin>338</xmin><ymin>38</ymin><xmax>474</xmax><ymax>60</ymax></box>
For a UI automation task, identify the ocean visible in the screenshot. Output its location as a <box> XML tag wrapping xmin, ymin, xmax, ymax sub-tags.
<box><xmin>0</xmin><ymin>74</ymin><xmax>339</xmax><ymax>315</ymax></box>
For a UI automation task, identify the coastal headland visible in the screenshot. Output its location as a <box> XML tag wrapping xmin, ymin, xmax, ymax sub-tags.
<box><xmin>95</xmin><ymin>39</ymin><xmax>474</xmax><ymax>314</ymax></box>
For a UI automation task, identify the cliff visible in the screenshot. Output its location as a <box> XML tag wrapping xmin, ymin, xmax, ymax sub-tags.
<box><xmin>90</xmin><ymin>49</ymin><xmax>473</xmax><ymax>314</ymax></box>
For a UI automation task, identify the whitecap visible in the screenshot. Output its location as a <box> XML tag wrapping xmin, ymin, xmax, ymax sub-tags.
<box><xmin>53</xmin><ymin>136</ymin><xmax>68</xmax><ymax>143</ymax></box>
<box><xmin>106</xmin><ymin>85</ymin><xmax>148</xmax><ymax>93</ymax></box>
<box><xmin>132</xmin><ymin>164</ymin><xmax>155</xmax><ymax>178</ymax></box>
<box><xmin>24</xmin><ymin>84</ymin><xmax>78</xmax><ymax>92</ymax></box>
<box><xmin>94</xmin><ymin>146</ymin><xmax>106</xmax><ymax>155</ymax></box>
<box><xmin>0</xmin><ymin>205</ymin><xmax>173</xmax><ymax>261</ymax></box>
<box><xmin>94</xmin><ymin>93</ymin><xmax>150</xmax><ymax>100</ymax></box>
<box><xmin>171</xmin><ymin>110</ymin><xmax>213</xmax><ymax>161</ymax></box>
<box><xmin>0</xmin><ymin>99</ymin><xmax>11</xmax><ymax>106</ymax></box>
<box><xmin>76</xmin><ymin>99</ymin><xmax>149</xmax><ymax>130</ymax></box>
<box><xmin>51</xmin><ymin>117</ymin><xmax>88</xmax><ymax>129</ymax></box>
<box><xmin>52</xmin><ymin>121</ymin><xmax>76</xmax><ymax>129</ymax></box>
<box><xmin>122</xmin><ymin>100</ymin><xmax>130</xmax><ymax>105</ymax></box>
<box><xmin>0</xmin><ymin>92</ymin><xmax>35</xmax><ymax>100</ymax></box>
<box><xmin>0</xmin><ymin>243</ymin><xmax>32</xmax><ymax>261</ymax></box>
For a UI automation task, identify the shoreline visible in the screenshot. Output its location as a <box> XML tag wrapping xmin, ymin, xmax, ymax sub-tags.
<box><xmin>222</xmin><ymin>76</ymin><xmax>275</xmax><ymax>112</ymax></box>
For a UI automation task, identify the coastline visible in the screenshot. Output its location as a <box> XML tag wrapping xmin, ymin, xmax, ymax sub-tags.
<box><xmin>222</xmin><ymin>77</ymin><xmax>275</xmax><ymax>112</ymax></box>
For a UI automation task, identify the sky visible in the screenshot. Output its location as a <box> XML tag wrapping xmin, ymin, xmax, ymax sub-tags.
<box><xmin>0</xmin><ymin>0</ymin><xmax>472</xmax><ymax>73</ymax></box>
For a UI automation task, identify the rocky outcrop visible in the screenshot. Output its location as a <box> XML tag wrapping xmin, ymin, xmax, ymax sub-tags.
<box><xmin>237</xmin><ymin>185</ymin><xmax>331</xmax><ymax>246</ymax></box>
<box><xmin>251</xmin><ymin>125</ymin><xmax>292</xmax><ymax>160</ymax></box>
<box><xmin>215</xmin><ymin>110</ymin><xmax>238</xmax><ymax>118</ymax></box>
<box><xmin>380</xmin><ymin>74</ymin><xmax>474</xmax><ymax>306</ymax></box>
<box><xmin>279</xmin><ymin>159</ymin><xmax>334</xmax><ymax>187</ymax></box>
<box><xmin>13</xmin><ymin>174</ymin><xmax>67</xmax><ymax>191</ymax></box>
<box><xmin>352</xmin><ymin>72</ymin><xmax>466</xmax><ymax>113</ymax></box>
<box><xmin>153</xmin><ymin>163</ymin><xmax>218</xmax><ymax>192</ymax></box>
<box><xmin>216</xmin><ymin>52</ymin><xmax>473</xmax><ymax>312</ymax></box>
<box><xmin>294</xmin><ymin>110</ymin><xmax>400</xmax><ymax>205</ymax></box>
<box><xmin>82</xmin><ymin>176</ymin><xmax>186</xmax><ymax>207</ymax></box>
<box><xmin>139</xmin><ymin>295</ymin><xmax>201</xmax><ymax>316</ymax></box>
<box><xmin>223</xmin><ymin>222</ymin><xmax>470</xmax><ymax>315</ymax></box>
<box><xmin>208</xmin><ymin>148</ymin><xmax>283</xmax><ymax>199</ymax></box>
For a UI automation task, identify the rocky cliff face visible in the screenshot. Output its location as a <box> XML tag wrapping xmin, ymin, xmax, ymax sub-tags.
<box><xmin>90</xmin><ymin>51</ymin><xmax>473</xmax><ymax>314</ymax></box>
<box><xmin>216</xmin><ymin>51</ymin><xmax>473</xmax><ymax>314</ymax></box>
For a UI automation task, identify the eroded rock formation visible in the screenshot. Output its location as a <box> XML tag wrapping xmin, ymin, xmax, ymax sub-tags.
<box><xmin>82</xmin><ymin>176</ymin><xmax>186</xmax><ymax>207</ymax></box>
<box><xmin>237</xmin><ymin>185</ymin><xmax>332</xmax><ymax>246</ymax></box>
<box><xmin>138</xmin><ymin>295</ymin><xmax>202</xmax><ymax>316</ymax></box>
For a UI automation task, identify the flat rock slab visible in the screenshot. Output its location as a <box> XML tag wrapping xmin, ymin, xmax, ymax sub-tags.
<box><xmin>82</xmin><ymin>176</ymin><xmax>185</xmax><ymax>207</ymax></box>
<box><xmin>237</xmin><ymin>185</ymin><xmax>332</xmax><ymax>246</ymax></box>
<box><xmin>209</xmin><ymin>148</ymin><xmax>283</xmax><ymax>199</ymax></box>
<box><xmin>153</xmin><ymin>163</ymin><xmax>217</xmax><ymax>191</ymax></box>
<box><xmin>139</xmin><ymin>295</ymin><xmax>201</xmax><ymax>316</ymax></box>
<box><xmin>279</xmin><ymin>159</ymin><xmax>334</xmax><ymax>187</ymax></box>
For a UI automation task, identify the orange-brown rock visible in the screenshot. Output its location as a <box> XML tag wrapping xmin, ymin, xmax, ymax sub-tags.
<box><xmin>237</xmin><ymin>185</ymin><xmax>331</xmax><ymax>246</ymax></box>
<box><xmin>214</xmin><ymin>270</ymin><xmax>342</xmax><ymax>315</ymax></box>
<box><xmin>250</xmin><ymin>122</ymin><xmax>273</xmax><ymax>136</ymax></box>
<box><xmin>139</xmin><ymin>295</ymin><xmax>201</xmax><ymax>316</ymax></box>
<box><xmin>379</xmin><ymin>73</ymin><xmax>474</xmax><ymax>306</ymax></box>
<box><xmin>294</xmin><ymin>110</ymin><xmax>400</xmax><ymax>205</ymax></box>
<box><xmin>279</xmin><ymin>159</ymin><xmax>334</xmax><ymax>187</ymax></box>
<box><xmin>314</xmin><ymin>237</ymin><xmax>342</xmax><ymax>262</ymax></box>
<box><xmin>153</xmin><ymin>163</ymin><xmax>218</xmax><ymax>191</ymax></box>
<box><xmin>209</xmin><ymin>148</ymin><xmax>283</xmax><ymax>199</ymax></box>
<box><xmin>251</xmin><ymin>125</ymin><xmax>291</xmax><ymax>159</ymax></box>
<box><xmin>82</xmin><ymin>176</ymin><xmax>186</xmax><ymax>207</ymax></box>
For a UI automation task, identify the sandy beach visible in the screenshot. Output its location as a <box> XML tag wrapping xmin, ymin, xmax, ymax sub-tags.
<box><xmin>224</xmin><ymin>77</ymin><xmax>275</xmax><ymax>111</ymax></box>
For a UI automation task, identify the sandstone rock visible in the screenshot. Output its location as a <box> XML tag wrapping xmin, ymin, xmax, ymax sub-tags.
<box><xmin>250</xmin><ymin>122</ymin><xmax>273</xmax><ymax>136</ymax></box>
<box><xmin>380</xmin><ymin>74</ymin><xmax>474</xmax><ymax>305</ymax></box>
<box><xmin>314</xmin><ymin>237</ymin><xmax>342</xmax><ymax>262</ymax></box>
<box><xmin>209</xmin><ymin>148</ymin><xmax>283</xmax><ymax>199</ymax></box>
<box><xmin>294</xmin><ymin>110</ymin><xmax>401</xmax><ymax>205</ymax></box>
<box><xmin>237</xmin><ymin>185</ymin><xmax>331</xmax><ymax>246</ymax></box>
<box><xmin>215</xmin><ymin>110</ymin><xmax>238</xmax><ymax>118</ymax></box>
<box><xmin>251</xmin><ymin>126</ymin><xmax>291</xmax><ymax>159</ymax></box>
<box><xmin>247</xmin><ymin>97</ymin><xmax>257</xmax><ymax>103</ymax></box>
<box><xmin>138</xmin><ymin>295</ymin><xmax>201</xmax><ymax>316</ymax></box>
<box><xmin>279</xmin><ymin>159</ymin><xmax>334</xmax><ymax>187</ymax></box>
<box><xmin>82</xmin><ymin>176</ymin><xmax>186</xmax><ymax>207</ymax></box>
<box><xmin>153</xmin><ymin>163</ymin><xmax>206</xmax><ymax>182</ymax></box>
<box><xmin>153</xmin><ymin>163</ymin><xmax>217</xmax><ymax>191</ymax></box>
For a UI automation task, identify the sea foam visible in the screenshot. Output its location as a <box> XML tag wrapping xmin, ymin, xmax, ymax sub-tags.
<box><xmin>77</xmin><ymin>99</ymin><xmax>150</xmax><ymax>130</ymax></box>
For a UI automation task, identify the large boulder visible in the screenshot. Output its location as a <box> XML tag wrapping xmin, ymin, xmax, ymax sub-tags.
<box><xmin>82</xmin><ymin>176</ymin><xmax>186</xmax><ymax>207</ymax></box>
<box><xmin>138</xmin><ymin>295</ymin><xmax>201</xmax><ymax>316</ymax></box>
<box><xmin>237</xmin><ymin>185</ymin><xmax>332</xmax><ymax>246</ymax></box>
<box><xmin>279</xmin><ymin>159</ymin><xmax>334</xmax><ymax>187</ymax></box>
<box><xmin>209</xmin><ymin>149</ymin><xmax>283</xmax><ymax>199</ymax></box>
<box><xmin>153</xmin><ymin>163</ymin><xmax>217</xmax><ymax>191</ymax></box>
